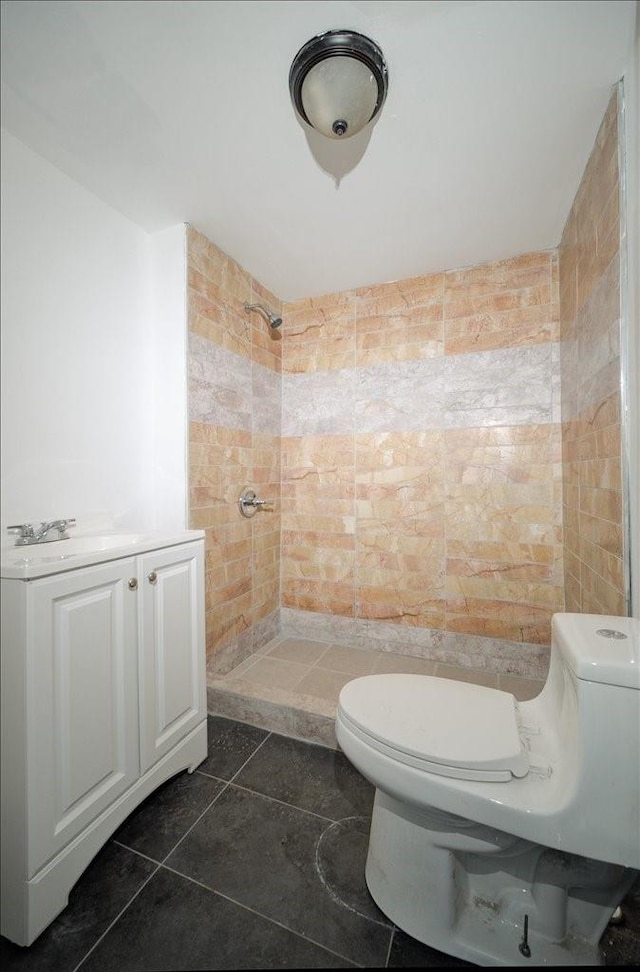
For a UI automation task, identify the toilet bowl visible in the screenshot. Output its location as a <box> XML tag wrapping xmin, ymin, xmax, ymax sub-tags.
<box><xmin>336</xmin><ymin>613</ymin><xmax>640</xmax><ymax>967</ymax></box>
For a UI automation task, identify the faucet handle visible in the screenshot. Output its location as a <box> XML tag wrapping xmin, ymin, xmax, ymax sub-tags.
<box><xmin>7</xmin><ymin>523</ymin><xmax>34</xmax><ymax>537</ymax></box>
<box><xmin>46</xmin><ymin>518</ymin><xmax>76</xmax><ymax>539</ymax></box>
<box><xmin>57</xmin><ymin>518</ymin><xmax>76</xmax><ymax>530</ymax></box>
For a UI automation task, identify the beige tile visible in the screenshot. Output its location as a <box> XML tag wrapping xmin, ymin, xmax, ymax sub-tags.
<box><xmin>265</xmin><ymin>638</ymin><xmax>331</xmax><ymax>665</ymax></box>
<box><xmin>315</xmin><ymin>644</ymin><xmax>379</xmax><ymax>675</ymax></box>
<box><xmin>281</xmin><ymin>584</ymin><xmax>356</xmax><ymax>617</ymax></box>
<box><xmin>434</xmin><ymin>664</ymin><xmax>497</xmax><ymax>688</ymax></box>
<box><xmin>373</xmin><ymin>654</ymin><xmax>438</xmax><ymax>676</ymax></box>
<box><xmin>355</xmin><ymin>272</ymin><xmax>444</xmax><ymax>311</ymax></box>
<box><xmin>207</xmin><ymin>682</ymin><xmax>338</xmax><ymax>747</ymax></box>
<box><xmin>226</xmin><ymin>653</ymin><xmax>265</xmax><ymax>677</ymax></box>
<box><xmin>294</xmin><ymin>668</ymin><xmax>357</xmax><ymax>703</ymax></box>
<box><xmin>498</xmin><ymin>674</ymin><xmax>545</xmax><ymax>701</ymax></box>
<box><xmin>444</xmin><ymin>251</ymin><xmax>551</xmax><ymax>301</ymax></box>
<box><xmin>237</xmin><ymin>657</ymin><xmax>311</xmax><ymax>691</ymax></box>
<box><xmin>445</xmin><ymin>306</ymin><xmax>553</xmax><ymax>356</ymax></box>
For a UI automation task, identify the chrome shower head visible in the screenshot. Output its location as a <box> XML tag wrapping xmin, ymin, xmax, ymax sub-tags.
<box><xmin>244</xmin><ymin>302</ymin><xmax>282</xmax><ymax>329</ymax></box>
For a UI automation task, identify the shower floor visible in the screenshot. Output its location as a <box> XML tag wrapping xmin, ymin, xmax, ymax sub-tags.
<box><xmin>206</xmin><ymin>635</ymin><xmax>545</xmax><ymax>748</ymax></box>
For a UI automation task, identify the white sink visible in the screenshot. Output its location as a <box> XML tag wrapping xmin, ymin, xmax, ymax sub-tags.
<box><xmin>1</xmin><ymin>530</ymin><xmax>205</xmax><ymax>579</ymax></box>
<box><xmin>56</xmin><ymin>534</ymin><xmax>151</xmax><ymax>554</ymax></box>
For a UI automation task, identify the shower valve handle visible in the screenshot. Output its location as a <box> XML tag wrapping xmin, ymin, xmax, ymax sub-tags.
<box><xmin>238</xmin><ymin>487</ymin><xmax>271</xmax><ymax>518</ymax></box>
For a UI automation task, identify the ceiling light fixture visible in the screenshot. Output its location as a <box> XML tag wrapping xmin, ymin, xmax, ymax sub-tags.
<box><xmin>289</xmin><ymin>29</ymin><xmax>389</xmax><ymax>140</ymax></box>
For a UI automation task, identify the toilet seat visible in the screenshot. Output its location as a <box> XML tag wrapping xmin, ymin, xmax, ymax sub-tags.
<box><xmin>338</xmin><ymin>674</ymin><xmax>530</xmax><ymax>782</ymax></box>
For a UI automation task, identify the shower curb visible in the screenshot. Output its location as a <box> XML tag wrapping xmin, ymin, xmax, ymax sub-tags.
<box><xmin>206</xmin><ymin>682</ymin><xmax>339</xmax><ymax>749</ymax></box>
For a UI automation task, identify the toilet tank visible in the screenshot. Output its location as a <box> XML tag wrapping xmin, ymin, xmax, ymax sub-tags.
<box><xmin>549</xmin><ymin>613</ymin><xmax>640</xmax><ymax>868</ymax></box>
<box><xmin>553</xmin><ymin>613</ymin><xmax>639</xmax><ymax>690</ymax></box>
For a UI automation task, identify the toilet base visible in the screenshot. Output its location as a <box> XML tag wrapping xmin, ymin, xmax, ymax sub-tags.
<box><xmin>365</xmin><ymin>789</ymin><xmax>637</xmax><ymax>967</ymax></box>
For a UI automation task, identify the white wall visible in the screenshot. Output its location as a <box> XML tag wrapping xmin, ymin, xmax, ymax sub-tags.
<box><xmin>0</xmin><ymin>131</ymin><xmax>187</xmax><ymax>538</ymax></box>
<box><xmin>148</xmin><ymin>224</ymin><xmax>188</xmax><ymax>531</ymax></box>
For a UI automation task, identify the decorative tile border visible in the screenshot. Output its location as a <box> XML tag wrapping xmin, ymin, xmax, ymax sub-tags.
<box><xmin>279</xmin><ymin>607</ymin><xmax>549</xmax><ymax>679</ymax></box>
<box><xmin>282</xmin><ymin>344</ymin><xmax>560</xmax><ymax>438</ymax></box>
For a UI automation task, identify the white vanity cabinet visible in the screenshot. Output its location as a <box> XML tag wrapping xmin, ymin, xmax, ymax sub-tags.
<box><xmin>138</xmin><ymin>543</ymin><xmax>206</xmax><ymax>772</ymax></box>
<box><xmin>1</xmin><ymin>533</ymin><xmax>207</xmax><ymax>947</ymax></box>
<box><xmin>26</xmin><ymin>557</ymin><xmax>140</xmax><ymax>876</ymax></box>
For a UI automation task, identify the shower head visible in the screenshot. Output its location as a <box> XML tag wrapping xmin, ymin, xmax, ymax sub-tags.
<box><xmin>244</xmin><ymin>302</ymin><xmax>282</xmax><ymax>329</ymax></box>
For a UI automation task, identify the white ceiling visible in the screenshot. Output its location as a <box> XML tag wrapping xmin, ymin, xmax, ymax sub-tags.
<box><xmin>1</xmin><ymin>0</ymin><xmax>636</xmax><ymax>300</ymax></box>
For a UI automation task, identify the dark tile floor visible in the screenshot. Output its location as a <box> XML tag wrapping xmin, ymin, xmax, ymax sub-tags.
<box><xmin>1</xmin><ymin>715</ymin><xmax>638</xmax><ymax>970</ymax></box>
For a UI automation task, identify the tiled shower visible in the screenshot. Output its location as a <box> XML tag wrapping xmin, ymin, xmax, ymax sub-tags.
<box><xmin>559</xmin><ymin>91</ymin><xmax>626</xmax><ymax>617</ymax></box>
<box><xmin>189</xmin><ymin>87</ymin><xmax>627</xmax><ymax>683</ymax></box>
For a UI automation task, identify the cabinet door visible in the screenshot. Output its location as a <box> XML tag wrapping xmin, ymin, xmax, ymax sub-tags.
<box><xmin>138</xmin><ymin>541</ymin><xmax>206</xmax><ymax>773</ymax></box>
<box><xmin>27</xmin><ymin>559</ymin><xmax>139</xmax><ymax>875</ymax></box>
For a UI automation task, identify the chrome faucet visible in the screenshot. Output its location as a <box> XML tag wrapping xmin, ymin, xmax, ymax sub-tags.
<box><xmin>7</xmin><ymin>519</ymin><xmax>76</xmax><ymax>545</ymax></box>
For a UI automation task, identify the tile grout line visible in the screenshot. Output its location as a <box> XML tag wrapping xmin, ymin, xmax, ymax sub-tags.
<box><xmin>233</xmin><ymin>654</ymin><xmax>503</xmax><ymax>697</ymax></box>
<box><xmin>155</xmin><ymin>781</ymin><xmax>233</xmax><ymax>867</ymax></box>
<box><xmin>223</xmin><ymin>728</ymin><xmax>274</xmax><ymax>783</ymax></box>
<box><xmin>73</xmin><ymin>732</ymin><xmax>271</xmax><ymax>972</ymax></box>
<box><xmin>72</xmin><ymin>757</ymin><xmax>254</xmax><ymax>972</ymax></box>
<box><xmin>71</xmin><ymin>858</ymin><xmax>162</xmax><ymax>972</ymax></box>
<box><xmin>216</xmin><ymin>640</ymin><xmax>543</xmax><ymax>712</ymax></box>
<box><xmin>158</xmin><ymin>861</ymin><xmax>370</xmax><ymax>968</ymax></box>
<box><xmin>221</xmin><ymin>777</ymin><xmax>355</xmax><ymax>826</ymax></box>
<box><xmin>384</xmin><ymin>926</ymin><xmax>397</xmax><ymax>968</ymax></box>
<box><xmin>151</xmin><ymin>732</ymin><xmax>277</xmax><ymax>869</ymax></box>
<box><xmin>231</xmin><ymin>637</ymin><xmax>536</xmax><ymax>690</ymax></box>
<box><xmin>110</xmin><ymin>839</ymin><xmax>165</xmax><ymax>865</ymax></box>
<box><xmin>158</xmin><ymin>735</ymin><xmax>391</xmax><ymax>955</ymax></box>
<box><xmin>72</xmin><ymin>828</ymin><xmax>368</xmax><ymax>972</ymax></box>
<box><xmin>73</xmin><ymin>771</ymin><xmax>238</xmax><ymax>972</ymax></box>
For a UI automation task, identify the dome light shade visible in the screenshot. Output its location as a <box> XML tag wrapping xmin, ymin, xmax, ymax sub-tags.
<box><xmin>289</xmin><ymin>30</ymin><xmax>388</xmax><ymax>140</ymax></box>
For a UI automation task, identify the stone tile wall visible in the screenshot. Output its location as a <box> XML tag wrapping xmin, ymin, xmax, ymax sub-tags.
<box><xmin>559</xmin><ymin>87</ymin><xmax>627</xmax><ymax>616</ymax></box>
<box><xmin>281</xmin><ymin>250</ymin><xmax>563</xmax><ymax>652</ymax></box>
<box><xmin>187</xmin><ymin>228</ymin><xmax>282</xmax><ymax>673</ymax></box>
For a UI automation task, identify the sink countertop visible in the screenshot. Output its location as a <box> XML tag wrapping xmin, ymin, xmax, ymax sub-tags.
<box><xmin>0</xmin><ymin>530</ymin><xmax>205</xmax><ymax>580</ymax></box>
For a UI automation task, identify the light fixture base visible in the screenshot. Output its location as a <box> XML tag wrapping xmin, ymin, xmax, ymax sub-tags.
<box><xmin>289</xmin><ymin>29</ymin><xmax>388</xmax><ymax>140</ymax></box>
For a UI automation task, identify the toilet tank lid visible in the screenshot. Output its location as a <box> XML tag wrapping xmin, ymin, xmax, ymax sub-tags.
<box><xmin>553</xmin><ymin>614</ymin><xmax>640</xmax><ymax>689</ymax></box>
<box><xmin>338</xmin><ymin>674</ymin><xmax>529</xmax><ymax>778</ymax></box>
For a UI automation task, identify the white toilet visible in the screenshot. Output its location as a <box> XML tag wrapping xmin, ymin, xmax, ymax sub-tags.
<box><xmin>336</xmin><ymin>613</ymin><xmax>640</xmax><ymax>967</ymax></box>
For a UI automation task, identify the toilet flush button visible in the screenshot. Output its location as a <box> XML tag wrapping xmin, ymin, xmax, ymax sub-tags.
<box><xmin>596</xmin><ymin>628</ymin><xmax>628</xmax><ymax>640</ymax></box>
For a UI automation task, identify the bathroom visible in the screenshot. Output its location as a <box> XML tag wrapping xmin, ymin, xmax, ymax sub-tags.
<box><xmin>1</xmin><ymin>1</ymin><xmax>639</xmax><ymax>967</ymax></box>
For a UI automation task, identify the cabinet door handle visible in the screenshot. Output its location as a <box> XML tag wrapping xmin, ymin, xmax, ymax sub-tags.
<box><xmin>148</xmin><ymin>571</ymin><xmax>157</xmax><ymax>584</ymax></box>
<box><xmin>128</xmin><ymin>578</ymin><xmax>138</xmax><ymax>590</ymax></box>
